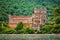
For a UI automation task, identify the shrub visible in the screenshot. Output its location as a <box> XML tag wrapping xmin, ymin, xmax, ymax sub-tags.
<box><xmin>1</xmin><ymin>27</ymin><xmax>16</xmax><ymax>34</ymax></box>
<box><xmin>16</xmin><ymin>22</ymin><xmax>24</xmax><ymax>31</ymax></box>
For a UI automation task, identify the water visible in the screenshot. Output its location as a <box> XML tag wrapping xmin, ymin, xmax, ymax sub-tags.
<box><xmin>0</xmin><ymin>34</ymin><xmax>60</xmax><ymax>40</ymax></box>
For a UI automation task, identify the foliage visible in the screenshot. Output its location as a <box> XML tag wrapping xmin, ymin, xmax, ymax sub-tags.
<box><xmin>16</xmin><ymin>27</ymin><xmax>35</xmax><ymax>34</ymax></box>
<box><xmin>3</xmin><ymin>22</ymin><xmax>8</xmax><ymax>27</ymax></box>
<box><xmin>54</xmin><ymin>16</ymin><xmax>60</xmax><ymax>24</ymax></box>
<box><xmin>53</xmin><ymin>6</ymin><xmax>60</xmax><ymax>24</ymax></box>
<box><xmin>16</xmin><ymin>22</ymin><xmax>24</xmax><ymax>31</ymax></box>
<box><xmin>39</xmin><ymin>6</ymin><xmax>60</xmax><ymax>34</ymax></box>
<box><xmin>37</xmin><ymin>25</ymin><xmax>53</xmax><ymax>34</ymax></box>
<box><xmin>53</xmin><ymin>6</ymin><xmax>60</xmax><ymax>16</ymax></box>
<box><xmin>52</xmin><ymin>7</ymin><xmax>60</xmax><ymax>33</ymax></box>
<box><xmin>52</xmin><ymin>24</ymin><xmax>60</xmax><ymax>33</ymax></box>
<box><xmin>25</xmin><ymin>27</ymin><xmax>35</xmax><ymax>34</ymax></box>
<box><xmin>0</xmin><ymin>0</ymin><xmax>60</xmax><ymax>34</ymax></box>
<box><xmin>0</xmin><ymin>26</ymin><xmax>5</xmax><ymax>33</ymax></box>
<box><xmin>0</xmin><ymin>26</ymin><xmax>16</xmax><ymax>34</ymax></box>
<box><xmin>22</xmin><ymin>27</ymin><xmax>34</xmax><ymax>34</ymax></box>
<box><xmin>1</xmin><ymin>28</ymin><xmax>16</xmax><ymax>34</ymax></box>
<box><xmin>0</xmin><ymin>0</ymin><xmax>60</xmax><ymax>21</ymax></box>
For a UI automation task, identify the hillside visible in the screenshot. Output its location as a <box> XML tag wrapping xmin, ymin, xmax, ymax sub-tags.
<box><xmin>0</xmin><ymin>0</ymin><xmax>60</xmax><ymax>21</ymax></box>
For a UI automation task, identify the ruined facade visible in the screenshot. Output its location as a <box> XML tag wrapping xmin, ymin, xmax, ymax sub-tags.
<box><xmin>9</xmin><ymin>7</ymin><xmax>46</xmax><ymax>30</ymax></box>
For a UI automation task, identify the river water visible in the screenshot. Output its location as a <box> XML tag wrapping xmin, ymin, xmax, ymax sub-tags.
<box><xmin>0</xmin><ymin>34</ymin><xmax>60</xmax><ymax>40</ymax></box>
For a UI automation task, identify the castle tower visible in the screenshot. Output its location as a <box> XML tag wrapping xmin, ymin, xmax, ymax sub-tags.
<box><xmin>40</xmin><ymin>7</ymin><xmax>46</xmax><ymax>25</ymax></box>
<box><xmin>32</xmin><ymin>7</ymin><xmax>46</xmax><ymax>30</ymax></box>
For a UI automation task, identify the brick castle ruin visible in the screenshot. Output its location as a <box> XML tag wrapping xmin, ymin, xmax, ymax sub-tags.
<box><xmin>9</xmin><ymin>7</ymin><xmax>46</xmax><ymax>30</ymax></box>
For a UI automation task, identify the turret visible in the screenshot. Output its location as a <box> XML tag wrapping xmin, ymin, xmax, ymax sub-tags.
<box><xmin>34</xmin><ymin>7</ymin><xmax>40</xmax><ymax>13</ymax></box>
<box><xmin>32</xmin><ymin>7</ymin><xmax>47</xmax><ymax>30</ymax></box>
<box><xmin>41</xmin><ymin>7</ymin><xmax>46</xmax><ymax>14</ymax></box>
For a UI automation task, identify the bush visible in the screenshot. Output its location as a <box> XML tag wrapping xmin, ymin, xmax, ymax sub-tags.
<box><xmin>1</xmin><ymin>27</ymin><xmax>16</xmax><ymax>34</ymax></box>
<box><xmin>37</xmin><ymin>24</ymin><xmax>55</xmax><ymax>34</ymax></box>
<box><xmin>16</xmin><ymin>22</ymin><xmax>24</xmax><ymax>31</ymax></box>
<box><xmin>54</xmin><ymin>16</ymin><xmax>60</xmax><ymax>24</ymax></box>
<box><xmin>52</xmin><ymin>24</ymin><xmax>60</xmax><ymax>34</ymax></box>
<box><xmin>0</xmin><ymin>26</ymin><xmax>7</xmax><ymax>34</ymax></box>
<box><xmin>53</xmin><ymin>6</ymin><xmax>60</xmax><ymax>16</ymax></box>
<box><xmin>3</xmin><ymin>22</ymin><xmax>8</xmax><ymax>27</ymax></box>
<box><xmin>16</xmin><ymin>27</ymin><xmax>35</xmax><ymax>34</ymax></box>
<box><xmin>25</xmin><ymin>27</ymin><xmax>35</xmax><ymax>34</ymax></box>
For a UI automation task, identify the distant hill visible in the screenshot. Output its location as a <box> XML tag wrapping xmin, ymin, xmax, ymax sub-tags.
<box><xmin>0</xmin><ymin>0</ymin><xmax>60</xmax><ymax>21</ymax></box>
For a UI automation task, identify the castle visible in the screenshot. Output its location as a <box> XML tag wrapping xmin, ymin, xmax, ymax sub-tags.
<box><xmin>9</xmin><ymin>7</ymin><xmax>46</xmax><ymax>30</ymax></box>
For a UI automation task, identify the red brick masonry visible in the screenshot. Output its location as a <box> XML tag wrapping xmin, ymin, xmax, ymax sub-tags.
<box><xmin>9</xmin><ymin>7</ymin><xmax>46</xmax><ymax>30</ymax></box>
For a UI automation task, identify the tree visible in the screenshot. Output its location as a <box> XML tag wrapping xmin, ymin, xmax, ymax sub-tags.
<box><xmin>3</xmin><ymin>22</ymin><xmax>8</xmax><ymax>27</ymax></box>
<box><xmin>0</xmin><ymin>0</ymin><xmax>59</xmax><ymax>16</ymax></box>
<box><xmin>53</xmin><ymin>6</ymin><xmax>60</xmax><ymax>24</ymax></box>
<box><xmin>51</xmin><ymin>6</ymin><xmax>60</xmax><ymax>33</ymax></box>
<box><xmin>54</xmin><ymin>16</ymin><xmax>60</xmax><ymax>24</ymax></box>
<box><xmin>0</xmin><ymin>13</ymin><xmax>8</xmax><ymax>26</ymax></box>
<box><xmin>16</xmin><ymin>22</ymin><xmax>24</xmax><ymax>31</ymax></box>
<box><xmin>52</xmin><ymin>24</ymin><xmax>60</xmax><ymax>34</ymax></box>
<box><xmin>0</xmin><ymin>1</ymin><xmax>9</xmax><ymax>26</ymax></box>
<box><xmin>53</xmin><ymin>6</ymin><xmax>60</xmax><ymax>16</ymax></box>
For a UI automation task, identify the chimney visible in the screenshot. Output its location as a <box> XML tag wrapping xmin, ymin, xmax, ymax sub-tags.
<box><xmin>8</xmin><ymin>12</ymin><xmax>13</xmax><ymax>18</ymax></box>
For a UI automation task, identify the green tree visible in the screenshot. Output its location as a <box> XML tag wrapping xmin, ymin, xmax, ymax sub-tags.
<box><xmin>54</xmin><ymin>16</ymin><xmax>60</xmax><ymax>24</ymax></box>
<box><xmin>16</xmin><ymin>22</ymin><xmax>24</xmax><ymax>31</ymax></box>
<box><xmin>0</xmin><ymin>1</ymin><xmax>9</xmax><ymax>26</ymax></box>
<box><xmin>3</xmin><ymin>22</ymin><xmax>8</xmax><ymax>27</ymax></box>
<box><xmin>0</xmin><ymin>13</ymin><xmax>8</xmax><ymax>26</ymax></box>
<box><xmin>53</xmin><ymin>6</ymin><xmax>60</xmax><ymax>16</ymax></box>
<box><xmin>52</xmin><ymin>7</ymin><xmax>60</xmax><ymax>33</ymax></box>
<box><xmin>53</xmin><ymin>6</ymin><xmax>60</xmax><ymax>24</ymax></box>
